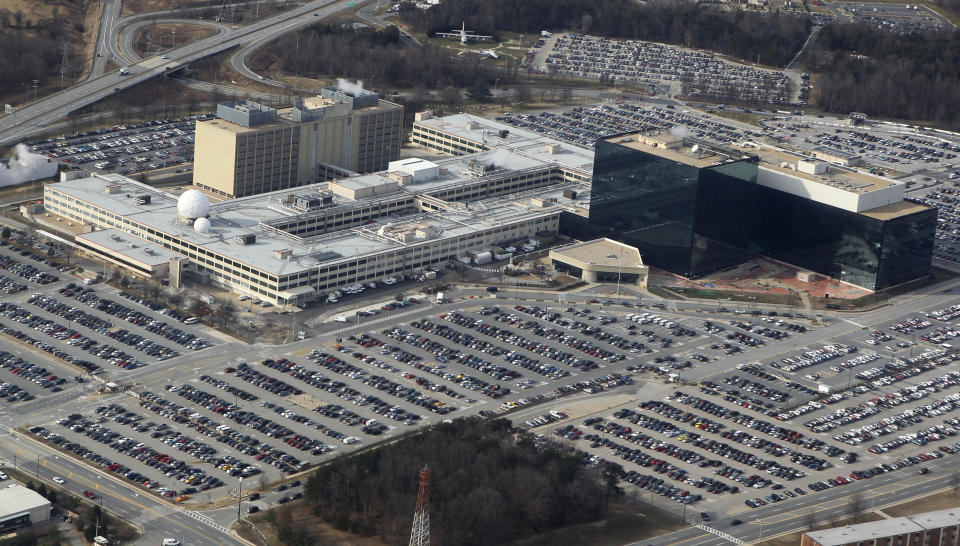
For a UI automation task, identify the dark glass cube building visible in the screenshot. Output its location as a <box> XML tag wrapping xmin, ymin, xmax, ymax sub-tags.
<box><xmin>587</xmin><ymin>134</ymin><xmax>936</xmax><ymax>291</ymax></box>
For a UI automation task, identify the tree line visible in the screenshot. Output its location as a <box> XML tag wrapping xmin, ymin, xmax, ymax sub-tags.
<box><xmin>400</xmin><ymin>0</ymin><xmax>812</xmax><ymax>67</ymax></box>
<box><xmin>267</xmin><ymin>24</ymin><xmax>517</xmax><ymax>89</ymax></box>
<box><xmin>302</xmin><ymin>417</ymin><xmax>620</xmax><ymax>545</ymax></box>
<box><xmin>809</xmin><ymin>22</ymin><xmax>960</xmax><ymax>127</ymax></box>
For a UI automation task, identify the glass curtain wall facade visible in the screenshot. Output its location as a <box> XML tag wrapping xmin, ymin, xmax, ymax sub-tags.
<box><xmin>586</xmin><ymin>139</ymin><xmax>935</xmax><ymax>291</ymax></box>
<box><xmin>590</xmin><ymin>139</ymin><xmax>758</xmax><ymax>277</ymax></box>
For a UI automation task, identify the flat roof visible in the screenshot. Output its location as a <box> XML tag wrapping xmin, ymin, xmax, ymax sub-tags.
<box><xmin>806</xmin><ymin>518</ymin><xmax>924</xmax><ymax>546</ymax></box>
<box><xmin>48</xmin><ymin>174</ymin><xmax>570</xmax><ymax>278</ymax></box>
<box><xmin>756</xmin><ymin>147</ymin><xmax>892</xmax><ymax>192</ymax></box>
<box><xmin>332</xmin><ymin>175</ymin><xmax>400</xmax><ymax>192</ymax></box>
<box><xmin>414</xmin><ymin>113</ymin><xmax>595</xmax><ymax>172</ymax></box>
<box><xmin>907</xmin><ymin>507</ymin><xmax>960</xmax><ymax>529</ymax></box>
<box><xmin>814</xmin><ymin>146</ymin><xmax>861</xmax><ymax>160</ymax></box>
<box><xmin>551</xmin><ymin>238</ymin><xmax>644</xmax><ymax>268</ymax></box>
<box><xmin>197</xmin><ymin>116</ymin><xmax>291</xmax><ymax>135</ymax></box>
<box><xmin>859</xmin><ymin>199</ymin><xmax>931</xmax><ymax>220</ymax></box>
<box><xmin>76</xmin><ymin>229</ymin><xmax>185</xmax><ymax>267</ymax></box>
<box><xmin>603</xmin><ymin>134</ymin><xmax>733</xmax><ymax>169</ymax></box>
<box><xmin>0</xmin><ymin>484</ymin><xmax>50</xmax><ymax>516</ymax></box>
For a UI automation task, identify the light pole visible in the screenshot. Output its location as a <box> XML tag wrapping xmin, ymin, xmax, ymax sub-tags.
<box><xmin>615</xmin><ymin>241</ymin><xmax>625</xmax><ymax>296</ymax></box>
<box><xmin>237</xmin><ymin>477</ymin><xmax>243</xmax><ymax>522</ymax></box>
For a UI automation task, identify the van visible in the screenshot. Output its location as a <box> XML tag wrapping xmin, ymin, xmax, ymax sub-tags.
<box><xmin>183</xmin><ymin>317</ymin><xmax>198</xmax><ymax>325</ymax></box>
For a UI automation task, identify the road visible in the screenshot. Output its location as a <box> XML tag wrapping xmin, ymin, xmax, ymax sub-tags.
<box><xmin>119</xmin><ymin>19</ymin><xmax>231</xmax><ymax>64</ymax></box>
<box><xmin>0</xmin><ymin>0</ymin><xmax>355</xmax><ymax>146</ymax></box>
<box><xmin>90</xmin><ymin>0</ymin><xmax>123</xmax><ymax>79</ymax></box>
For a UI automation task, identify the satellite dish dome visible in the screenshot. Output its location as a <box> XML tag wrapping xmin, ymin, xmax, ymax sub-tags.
<box><xmin>177</xmin><ymin>190</ymin><xmax>210</xmax><ymax>220</ymax></box>
<box><xmin>193</xmin><ymin>217</ymin><xmax>211</xmax><ymax>233</ymax></box>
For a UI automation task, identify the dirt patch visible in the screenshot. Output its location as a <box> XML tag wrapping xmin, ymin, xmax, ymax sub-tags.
<box><xmin>239</xmin><ymin>503</ymin><xmax>388</xmax><ymax>546</ymax></box>
<box><xmin>133</xmin><ymin>22</ymin><xmax>219</xmax><ymax>58</ymax></box>
<box><xmin>121</xmin><ymin>0</ymin><xmax>192</xmax><ymax>17</ymax></box>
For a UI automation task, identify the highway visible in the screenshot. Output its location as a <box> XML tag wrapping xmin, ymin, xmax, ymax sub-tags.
<box><xmin>90</xmin><ymin>0</ymin><xmax>123</xmax><ymax>79</ymax></box>
<box><xmin>0</xmin><ymin>0</ymin><xmax>355</xmax><ymax>146</ymax></box>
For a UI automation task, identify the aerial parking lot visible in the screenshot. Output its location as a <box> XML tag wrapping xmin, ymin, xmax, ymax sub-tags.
<box><xmin>3</xmin><ymin>159</ymin><xmax>959</xmax><ymax>542</ymax></box>
<box><xmin>8</xmin><ymin>255</ymin><xmax>960</xmax><ymax>533</ymax></box>
<box><xmin>27</xmin><ymin>114</ymin><xmax>213</xmax><ymax>176</ymax></box>
<box><xmin>837</xmin><ymin>3</ymin><xmax>950</xmax><ymax>33</ymax></box>
<box><xmin>526</xmin><ymin>33</ymin><xmax>798</xmax><ymax>104</ymax></box>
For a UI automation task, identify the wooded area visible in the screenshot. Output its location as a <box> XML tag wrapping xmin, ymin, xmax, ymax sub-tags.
<box><xmin>0</xmin><ymin>5</ymin><xmax>82</xmax><ymax>102</ymax></box>
<box><xmin>269</xmin><ymin>24</ymin><xmax>517</xmax><ymax>89</ymax></box>
<box><xmin>811</xmin><ymin>23</ymin><xmax>960</xmax><ymax>126</ymax></box>
<box><xmin>301</xmin><ymin>418</ymin><xmax>621</xmax><ymax>546</ymax></box>
<box><xmin>400</xmin><ymin>0</ymin><xmax>812</xmax><ymax>68</ymax></box>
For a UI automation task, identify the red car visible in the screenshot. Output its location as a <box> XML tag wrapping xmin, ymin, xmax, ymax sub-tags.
<box><xmin>83</xmin><ymin>490</ymin><xmax>96</xmax><ymax>499</ymax></box>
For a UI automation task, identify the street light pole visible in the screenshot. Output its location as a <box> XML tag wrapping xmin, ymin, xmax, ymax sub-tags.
<box><xmin>237</xmin><ymin>477</ymin><xmax>243</xmax><ymax>522</ymax></box>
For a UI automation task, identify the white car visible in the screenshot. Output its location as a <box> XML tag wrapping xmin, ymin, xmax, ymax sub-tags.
<box><xmin>52</xmin><ymin>476</ymin><xmax>65</xmax><ymax>485</ymax></box>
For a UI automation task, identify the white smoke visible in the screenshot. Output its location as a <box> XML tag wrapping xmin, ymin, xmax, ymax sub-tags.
<box><xmin>336</xmin><ymin>78</ymin><xmax>365</xmax><ymax>96</ymax></box>
<box><xmin>0</xmin><ymin>144</ymin><xmax>58</xmax><ymax>188</ymax></box>
<box><xmin>481</xmin><ymin>148</ymin><xmax>516</xmax><ymax>170</ymax></box>
<box><xmin>669</xmin><ymin>125</ymin><xmax>692</xmax><ymax>139</ymax></box>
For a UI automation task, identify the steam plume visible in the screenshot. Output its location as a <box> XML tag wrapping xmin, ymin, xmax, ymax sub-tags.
<box><xmin>0</xmin><ymin>144</ymin><xmax>58</xmax><ymax>187</ymax></box>
<box><xmin>336</xmin><ymin>78</ymin><xmax>365</xmax><ymax>96</ymax></box>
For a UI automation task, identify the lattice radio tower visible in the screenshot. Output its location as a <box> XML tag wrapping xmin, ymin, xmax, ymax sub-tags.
<box><xmin>408</xmin><ymin>466</ymin><xmax>431</xmax><ymax>546</ymax></box>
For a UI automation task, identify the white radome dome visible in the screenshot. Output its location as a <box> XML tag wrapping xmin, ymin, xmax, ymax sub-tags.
<box><xmin>193</xmin><ymin>217</ymin><xmax>211</xmax><ymax>233</ymax></box>
<box><xmin>177</xmin><ymin>190</ymin><xmax>210</xmax><ymax>219</ymax></box>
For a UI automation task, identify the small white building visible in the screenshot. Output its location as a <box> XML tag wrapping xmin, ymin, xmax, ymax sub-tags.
<box><xmin>0</xmin><ymin>484</ymin><xmax>51</xmax><ymax>533</ymax></box>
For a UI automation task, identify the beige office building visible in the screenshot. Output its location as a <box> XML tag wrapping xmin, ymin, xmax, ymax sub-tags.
<box><xmin>194</xmin><ymin>86</ymin><xmax>403</xmax><ymax>198</ymax></box>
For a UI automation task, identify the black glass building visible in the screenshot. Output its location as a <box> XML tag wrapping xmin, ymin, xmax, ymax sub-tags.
<box><xmin>585</xmin><ymin>135</ymin><xmax>936</xmax><ymax>291</ymax></box>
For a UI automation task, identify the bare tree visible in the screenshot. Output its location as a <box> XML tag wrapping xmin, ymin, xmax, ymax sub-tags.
<box><xmin>514</xmin><ymin>84</ymin><xmax>532</xmax><ymax>104</ymax></box>
<box><xmin>848</xmin><ymin>493</ymin><xmax>865</xmax><ymax>524</ymax></box>
<box><xmin>212</xmin><ymin>303</ymin><xmax>236</xmax><ymax>328</ymax></box>
<box><xmin>953</xmin><ymin>472</ymin><xmax>960</xmax><ymax>497</ymax></box>
<box><xmin>440</xmin><ymin>86</ymin><xmax>461</xmax><ymax>106</ymax></box>
<box><xmin>189</xmin><ymin>299</ymin><xmax>213</xmax><ymax>320</ymax></box>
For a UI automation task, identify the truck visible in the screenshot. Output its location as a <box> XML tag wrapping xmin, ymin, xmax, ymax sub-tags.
<box><xmin>118</xmin><ymin>68</ymin><xmax>129</xmax><ymax>76</ymax></box>
<box><xmin>436</xmin><ymin>292</ymin><xmax>446</xmax><ymax>304</ymax></box>
<box><xmin>334</xmin><ymin>316</ymin><xmax>350</xmax><ymax>323</ymax></box>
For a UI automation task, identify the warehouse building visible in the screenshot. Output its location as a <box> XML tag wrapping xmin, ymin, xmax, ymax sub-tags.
<box><xmin>0</xmin><ymin>484</ymin><xmax>51</xmax><ymax>533</ymax></box>
<box><xmin>802</xmin><ymin>507</ymin><xmax>960</xmax><ymax>546</ymax></box>
<box><xmin>588</xmin><ymin>132</ymin><xmax>935</xmax><ymax>291</ymax></box>
<box><xmin>193</xmin><ymin>85</ymin><xmax>403</xmax><ymax>198</ymax></box>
